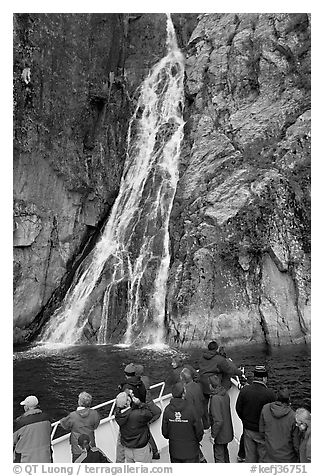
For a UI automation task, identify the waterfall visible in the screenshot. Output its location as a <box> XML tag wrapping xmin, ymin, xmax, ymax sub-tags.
<box><xmin>40</xmin><ymin>14</ymin><xmax>185</xmax><ymax>346</ymax></box>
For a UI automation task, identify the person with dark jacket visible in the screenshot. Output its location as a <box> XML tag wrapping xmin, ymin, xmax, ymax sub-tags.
<box><xmin>60</xmin><ymin>391</ymin><xmax>100</xmax><ymax>462</ymax></box>
<box><xmin>259</xmin><ymin>388</ymin><xmax>299</xmax><ymax>462</ymax></box>
<box><xmin>162</xmin><ymin>382</ymin><xmax>204</xmax><ymax>463</ymax></box>
<box><xmin>119</xmin><ymin>363</ymin><xmax>147</xmax><ymax>403</ymax></box>
<box><xmin>181</xmin><ymin>367</ymin><xmax>207</xmax><ymax>462</ymax></box>
<box><xmin>180</xmin><ymin>368</ymin><xmax>205</xmax><ymax>421</ymax></box>
<box><xmin>115</xmin><ymin>391</ymin><xmax>153</xmax><ymax>463</ymax></box>
<box><xmin>134</xmin><ymin>364</ymin><xmax>161</xmax><ymax>460</ymax></box>
<box><xmin>75</xmin><ymin>434</ymin><xmax>111</xmax><ymax>463</ymax></box>
<box><xmin>13</xmin><ymin>395</ymin><xmax>52</xmax><ymax>463</ymax></box>
<box><xmin>166</xmin><ymin>356</ymin><xmax>184</xmax><ymax>388</ymax></box>
<box><xmin>236</xmin><ymin>365</ymin><xmax>276</xmax><ymax>463</ymax></box>
<box><xmin>295</xmin><ymin>408</ymin><xmax>311</xmax><ymax>463</ymax></box>
<box><xmin>199</xmin><ymin>341</ymin><xmax>241</xmax><ymax>429</ymax></box>
<box><xmin>209</xmin><ymin>375</ymin><xmax>234</xmax><ymax>462</ymax></box>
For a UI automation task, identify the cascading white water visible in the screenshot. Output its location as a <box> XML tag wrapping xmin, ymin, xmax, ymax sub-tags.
<box><xmin>40</xmin><ymin>14</ymin><xmax>184</xmax><ymax>346</ymax></box>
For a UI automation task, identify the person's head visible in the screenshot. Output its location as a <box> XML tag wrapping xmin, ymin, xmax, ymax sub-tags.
<box><xmin>78</xmin><ymin>392</ymin><xmax>92</xmax><ymax>408</ymax></box>
<box><xmin>20</xmin><ymin>395</ymin><xmax>39</xmax><ymax>412</ymax></box>
<box><xmin>277</xmin><ymin>387</ymin><xmax>290</xmax><ymax>404</ymax></box>
<box><xmin>207</xmin><ymin>341</ymin><xmax>219</xmax><ymax>351</ymax></box>
<box><xmin>171</xmin><ymin>355</ymin><xmax>183</xmax><ymax>369</ymax></box>
<box><xmin>124</xmin><ymin>363</ymin><xmax>136</xmax><ymax>378</ymax></box>
<box><xmin>78</xmin><ymin>434</ymin><xmax>91</xmax><ymax>451</ymax></box>
<box><xmin>253</xmin><ymin>365</ymin><xmax>268</xmax><ymax>384</ymax></box>
<box><xmin>180</xmin><ymin>368</ymin><xmax>193</xmax><ymax>384</ymax></box>
<box><xmin>134</xmin><ymin>364</ymin><xmax>144</xmax><ymax>377</ymax></box>
<box><xmin>295</xmin><ymin>408</ymin><xmax>311</xmax><ymax>432</ymax></box>
<box><xmin>172</xmin><ymin>382</ymin><xmax>184</xmax><ymax>398</ymax></box>
<box><xmin>116</xmin><ymin>391</ymin><xmax>131</xmax><ymax>409</ymax></box>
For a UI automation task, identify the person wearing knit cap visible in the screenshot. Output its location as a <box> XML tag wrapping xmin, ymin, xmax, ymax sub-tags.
<box><xmin>162</xmin><ymin>382</ymin><xmax>203</xmax><ymax>463</ymax></box>
<box><xmin>75</xmin><ymin>434</ymin><xmax>111</xmax><ymax>463</ymax></box>
<box><xmin>259</xmin><ymin>387</ymin><xmax>299</xmax><ymax>462</ymax></box>
<box><xmin>236</xmin><ymin>365</ymin><xmax>276</xmax><ymax>463</ymax></box>
<box><xmin>13</xmin><ymin>395</ymin><xmax>52</xmax><ymax>463</ymax></box>
<box><xmin>118</xmin><ymin>363</ymin><xmax>147</xmax><ymax>403</ymax></box>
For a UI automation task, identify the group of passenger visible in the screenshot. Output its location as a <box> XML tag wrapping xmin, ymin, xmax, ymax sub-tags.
<box><xmin>13</xmin><ymin>340</ymin><xmax>311</xmax><ymax>464</ymax></box>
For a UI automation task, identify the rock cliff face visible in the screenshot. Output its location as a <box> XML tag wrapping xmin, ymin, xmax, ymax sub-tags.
<box><xmin>166</xmin><ymin>13</ymin><xmax>311</xmax><ymax>347</ymax></box>
<box><xmin>13</xmin><ymin>13</ymin><xmax>310</xmax><ymax>347</ymax></box>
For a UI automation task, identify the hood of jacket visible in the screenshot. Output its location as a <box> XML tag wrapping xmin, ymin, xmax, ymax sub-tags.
<box><xmin>269</xmin><ymin>402</ymin><xmax>292</xmax><ymax>418</ymax></box>
<box><xmin>169</xmin><ymin>397</ymin><xmax>187</xmax><ymax>412</ymax></box>
<box><xmin>76</xmin><ymin>407</ymin><xmax>92</xmax><ymax>418</ymax></box>
<box><xmin>202</xmin><ymin>349</ymin><xmax>219</xmax><ymax>360</ymax></box>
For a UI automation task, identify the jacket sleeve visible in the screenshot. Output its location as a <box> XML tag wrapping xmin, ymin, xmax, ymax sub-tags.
<box><xmin>209</xmin><ymin>397</ymin><xmax>223</xmax><ymax>439</ymax></box>
<box><xmin>292</xmin><ymin>424</ymin><xmax>301</xmax><ymax>458</ymax></box>
<box><xmin>219</xmin><ymin>358</ymin><xmax>242</xmax><ymax>377</ymax></box>
<box><xmin>93</xmin><ymin>410</ymin><xmax>100</xmax><ymax>429</ymax></box>
<box><xmin>60</xmin><ymin>414</ymin><xmax>72</xmax><ymax>430</ymax></box>
<box><xmin>115</xmin><ymin>408</ymin><xmax>131</xmax><ymax>427</ymax></box>
<box><xmin>13</xmin><ymin>429</ymin><xmax>20</xmax><ymax>449</ymax></box>
<box><xmin>147</xmin><ymin>402</ymin><xmax>162</xmax><ymax>424</ymax></box>
<box><xmin>235</xmin><ymin>391</ymin><xmax>244</xmax><ymax>420</ymax></box>
<box><xmin>139</xmin><ymin>406</ymin><xmax>154</xmax><ymax>425</ymax></box>
<box><xmin>259</xmin><ymin>409</ymin><xmax>265</xmax><ymax>435</ymax></box>
<box><xmin>161</xmin><ymin>412</ymin><xmax>169</xmax><ymax>439</ymax></box>
<box><xmin>193</xmin><ymin>413</ymin><xmax>204</xmax><ymax>442</ymax></box>
<box><xmin>306</xmin><ymin>434</ymin><xmax>311</xmax><ymax>462</ymax></box>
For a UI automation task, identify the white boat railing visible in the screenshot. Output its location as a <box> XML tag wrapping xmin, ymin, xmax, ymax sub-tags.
<box><xmin>51</xmin><ymin>381</ymin><xmax>166</xmax><ymax>441</ymax></box>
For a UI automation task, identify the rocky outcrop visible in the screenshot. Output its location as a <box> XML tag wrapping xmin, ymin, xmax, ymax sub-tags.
<box><xmin>13</xmin><ymin>13</ymin><xmax>310</xmax><ymax>348</ymax></box>
<box><xmin>166</xmin><ymin>13</ymin><xmax>311</xmax><ymax>347</ymax></box>
<box><xmin>13</xmin><ymin>13</ymin><xmax>197</xmax><ymax>343</ymax></box>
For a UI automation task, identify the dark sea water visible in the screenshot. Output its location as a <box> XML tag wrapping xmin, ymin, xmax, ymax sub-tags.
<box><xmin>13</xmin><ymin>343</ymin><xmax>311</xmax><ymax>422</ymax></box>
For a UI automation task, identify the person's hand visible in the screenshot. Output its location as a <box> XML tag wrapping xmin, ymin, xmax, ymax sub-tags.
<box><xmin>131</xmin><ymin>395</ymin><xmax>141</xmax><ymax>405</ymax></box>
<box><xmin>209</xmin><ymin>436</ymin><xmax>214</xmax><ymax>445</ymax></box>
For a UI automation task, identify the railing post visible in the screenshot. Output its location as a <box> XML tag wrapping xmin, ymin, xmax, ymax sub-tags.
<box><xmin>51</xmin><ymin>422</ymin><xmax>59</xmax><ymax>441</ymax></box>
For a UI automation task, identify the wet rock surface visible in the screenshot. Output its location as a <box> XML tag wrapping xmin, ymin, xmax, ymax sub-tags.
<box><xmin>166</xmin><ymin>13</ymin><xmax>310</xmax><ymax>347</ymax></box>
<box><xmin>13</xmin><ymin>13</ymin><xmax>310</xmax><ymax>347</ymax></box>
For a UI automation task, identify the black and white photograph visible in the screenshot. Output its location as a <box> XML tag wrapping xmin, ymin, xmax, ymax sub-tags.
<box><xmin>10</xmin><ymin>2</ymin><xmax>313</xmax><ymax>471</ymax></box>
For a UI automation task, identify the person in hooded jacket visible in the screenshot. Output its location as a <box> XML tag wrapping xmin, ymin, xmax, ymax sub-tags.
<box><xmin>119</xmin><ymin>363</ymin><xmax>147</xmax><ymax>403</ymax></box>
<box><xmin>209</xmin><ymin>374</ymin><xmax>234</xmax><ymax>462</ymax></box>
<box><xmin>199</xmin><ymin>341</ymin><xmax>241</xmax><ymax>429</ymax></box>
<box><xmin>162</xmin><ymin>382</ymin><xmax>204</xmax><ymax>463</ymax></box>
<box><xmin>60</xmin><ymin>391</ymin><xmax>100</xmax><ymax>462</ymax></box>
<box><xmin>259</xmin><ymin>388</ymin><xmax>299</xmax><ymax>463</ymax></box>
